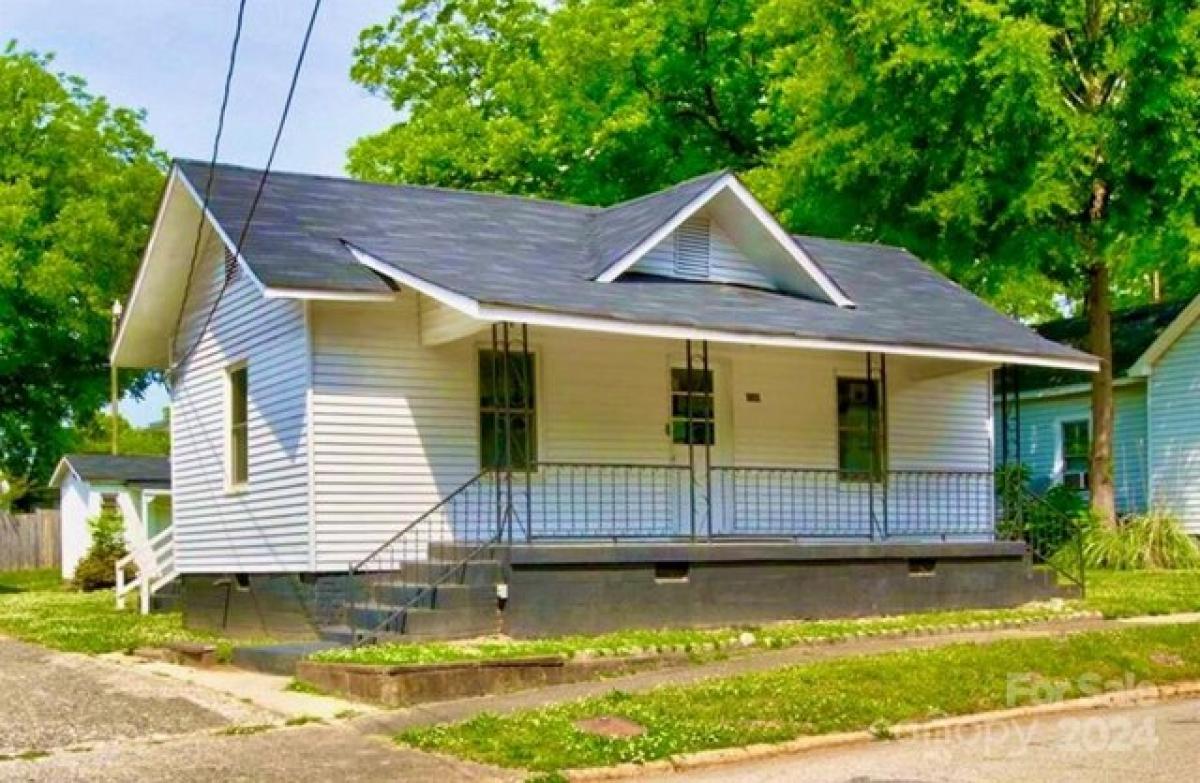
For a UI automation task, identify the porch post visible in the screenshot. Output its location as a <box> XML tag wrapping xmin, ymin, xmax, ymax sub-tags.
<box><xmin>1013</xmin><ymin>364</ymin><xmax>1023</xmax><ymax>530</ymax></box>
<box><xmin>865</xmin><ymin>352</ymin><xmax>878</xmax><ymax>541</ymax></box>
<box><xmin>502</xmin><ymin>321</ymin><xmax>514</xmax><ymax>545</ymax></box>
<box><xmin>999</xmin><ymin>364</ymin><xmax>1010</xmax><ymax>467</ymax></box>
<box><xmin>879</xmin><ymin>353</ymin><xmax>889</xmax><ymax>540</ymax></box>
<box><xmin>521</xmin><ymin>323</ymin><xmax>532</xmax><ymax>542</ymax></box>
<box><xmin>685</xmin><ymin>339</ymin><xmax>696</xmax><ymax>541</ymax></box>
<box><xmin>491</xmin><ymin>324</ymin><xmax>502</xmax><ymax>537</ymax></box>
<box><xmin>703</xmin><ymin>340</ymin><xmax>713</xmax><ymax>540</ymax></box>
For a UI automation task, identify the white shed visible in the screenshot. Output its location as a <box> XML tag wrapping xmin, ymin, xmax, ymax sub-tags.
<box><xmin>48</xmin><ymin>454</ymin><xmax>172</xmax><ymax>579</ymax></box>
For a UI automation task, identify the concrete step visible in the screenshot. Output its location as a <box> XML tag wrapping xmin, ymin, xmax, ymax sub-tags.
<box><xmin>359</xmin><ymin>559</ymin><xmax>503</xmax><ymax>586</ymax></box>
<box><xmin>368</xmin><ymin>582</ymin><xmax>497</xmax><ymax>610</ymax></box>
<box><xmin>232</xmin><ymin>640</ymin><xmax>344</xmax><ymax>676</ymax></box>
<box><xmin>400</xmin><ymin>606</ymin><xmax>501</xmax><ymax>640</ymax></box>
<box><xmin>349</xmin><ymin>601</ymin><xmax>498</xmax><ymax>635</ymax></box>
<box><xmin>427</xmin><ymin>541</ymin><xmax>513</xmax><ymax>561</ymax></box>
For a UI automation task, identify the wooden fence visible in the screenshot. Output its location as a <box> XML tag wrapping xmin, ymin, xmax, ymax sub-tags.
<box><xmin>0</xmin><ymin>510</ymin><xmax>61</xmax><ymax>571</ymax></box>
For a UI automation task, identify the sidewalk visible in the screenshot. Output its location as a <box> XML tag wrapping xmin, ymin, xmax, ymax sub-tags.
<box><xmin>354</xmin><ymin>612</ymin><xmax>1186</xmax><ymax>736</ymax></box>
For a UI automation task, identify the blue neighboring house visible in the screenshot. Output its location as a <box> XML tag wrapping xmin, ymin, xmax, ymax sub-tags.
<box><xmin>997</xmin><ymin>295</ymin><xmax>1200</xmax><ymax>533</ymax></box>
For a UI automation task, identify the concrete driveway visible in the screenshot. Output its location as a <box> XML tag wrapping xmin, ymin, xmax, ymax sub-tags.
<box><xmin>0</xmin><ymin>636</ymin><xmax>510</xmax><ymax>782</ymax></box>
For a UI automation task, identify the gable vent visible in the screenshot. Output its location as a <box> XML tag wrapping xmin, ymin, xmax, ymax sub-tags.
<box><xmin>673</xmin><ymin>216</ymin><xmax>711</xmax><ymax>279</ymax></box>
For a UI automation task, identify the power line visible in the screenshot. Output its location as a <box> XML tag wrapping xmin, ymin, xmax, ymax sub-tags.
<box><xmin>168</xmin><ymin>0</ymin><xmax>248</xmax><ymax>377</ymax></box>
<box><xmin>169</xmin><ymin>0</ymin><xmax>324</xmax><ymax>376</ymax></box>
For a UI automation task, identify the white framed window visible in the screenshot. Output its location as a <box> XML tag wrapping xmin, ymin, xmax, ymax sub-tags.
<box><xmin>669</xmin><ymin>367</ymin><xmax>715</xmax><ymax>445</ymax></box>
<box><xmin>1059</xmin><ymin>418</ymin><xmax>1090</xmax><ymax>491</ymax></box>
<box><xmin>227</xmin><ymin>363</ymin><xmax>249</xmax><ymax>489</ymax></box>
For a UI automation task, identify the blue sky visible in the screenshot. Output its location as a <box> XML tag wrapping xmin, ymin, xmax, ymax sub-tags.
<box><xmin>6</xmin><ymin>0</ymin><xmax>401</xmax><ymax>424</ymax></box>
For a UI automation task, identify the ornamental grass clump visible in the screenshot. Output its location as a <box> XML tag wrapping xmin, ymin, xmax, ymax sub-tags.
<box><xmin>1083</xmin><ymin>510</ymin><xmax>1200</xmax><ymax>570</ymax></box>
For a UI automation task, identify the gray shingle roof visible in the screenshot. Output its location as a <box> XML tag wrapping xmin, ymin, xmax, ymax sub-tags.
<box><xmin>60</xmin><ymin>454</ymin><xmax>171</xmax><ymax>486</ymax></box>
<box><xmin>177</xmin><ymin>160</ymin><xmax>1093</xmax><ymax>366</ymax></box>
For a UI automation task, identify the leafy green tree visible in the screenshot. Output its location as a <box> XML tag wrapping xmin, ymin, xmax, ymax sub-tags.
<box><xmin>70</xmin><ymin>413</ymin><xmax>170</xmax><ymax>457</ymax></box>
<box><xmin>0</xmin><ymin>44</ymin><xmax>164</xmax><ymax>501</ymax></box>
<box><xmin>348</xmin><ymin>0</ymin><xmax>768</xmax><ymax>204</ymax></box>
<box><xmin>754</xmin><ymin>0</ymin><xmax>1200</xmax><ymax>524</ymax></box>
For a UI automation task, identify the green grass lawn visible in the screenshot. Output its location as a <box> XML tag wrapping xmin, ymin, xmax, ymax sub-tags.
<box><xmin>312</xmin><ymin>602</ymin><xmax>1085</xmax><ymax>667</ymax></box>
<box><xmin>401</xmin><ymin>623</ymin><xmax>1200</xmax><ymax>773</ymax></box>
<box><xmin>1083</xmin><ymin>569</ymin><xmax>1200</xmax><ymax>617</ymax></box>
<box><xmin>0</xmin><ymin>568</ymin><xmax>248</xmax><ymax>656</ymax></box>
<box><xmin>313</xmin><ymin>569</ymin><xmax>1200</xmax><ymax>669</ymax></box>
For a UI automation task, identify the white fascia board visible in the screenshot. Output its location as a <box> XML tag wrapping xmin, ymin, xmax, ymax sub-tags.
<box><xmin>593</xmin><ymin>174</ymin><xmax>855</xmax><ymax>309</ymax></box>
<box><xmin>594</xmin><ymin>175</ymin><xmax>732</xmax><ymax>284</ymax></box>
<box><xmin>349</xmin><ymin>244</ymin><xmax>1100</xmax><ymax>372</ymax></box>
<box><xmin>176</xmin><ymin>170</ymin><xmax>397</xmax><ymax>304</ymax></box>
<box><xmin>1128</xmin><ymin>293</ymin><xmax>1200</xmax><ymax>376</ymax></box>
<box><xmin>723</xmin><ymin>177</ymin><xmax>855</xmax><ymax>309</ymax></box>
<box><xmin>346</xmin><ymin>243</ymin><xmax>486</xmax><ymax>317</ymax></box>
<box><xmin>172</xmin><ymin>167</ymin><xmax>270</xmax><ymax>297</ymax></box>
<box><xmin>111</xmin><ymin>167</ymin><xmax>184</xmax><ymax>363</ymax></box>
<box><xmin>48</xmin><ymin>458</ymin><xmax>79</xmax><ymax>489</ymax></box>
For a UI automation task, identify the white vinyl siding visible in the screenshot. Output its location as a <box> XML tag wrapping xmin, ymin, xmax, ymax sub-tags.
<box><xmin>310</xmin><ymin>294</ymin><xmax>477</xmax><ymax>571</ymax></box>
<box><xmin>170</xmin><ymin>233</ymin><xmax>311</xmax><ymax>572</ymax></box>
<box><xmin>994</xmin><ymin>384</ymin><xmax>1148</xmax><ymax>514</ymax></box>
<box><xmin>1148</xmin><ymin>320</ymin><xmax>1200</xmax><ymax>533</ymax></box>
<box><xmin>632</xmin><ymin>213</ymin><xmax>775</xmax><ymax>289</ymax></box>
<box><xmin>308</xmin><ymin>316</ymin><xmax>996</xmax><ymax>560</ymax></box>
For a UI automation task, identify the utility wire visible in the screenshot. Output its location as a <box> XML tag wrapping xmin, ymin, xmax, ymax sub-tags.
<box><xmin>167</xmin><ymin>0</ymin><xmax>248</xmax><ymax>382</ymax></box>
<box><xmin>169</xmin><ymin>0</ymin><xmax>324</xmax><ymax>376</ymax></box>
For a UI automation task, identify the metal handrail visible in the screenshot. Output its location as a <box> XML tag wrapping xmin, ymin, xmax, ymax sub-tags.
<box><xmin>349</xmin><ymin>470</ymin><xmax>488</xmax><ymax>575</ymax></box>
<box><xmin>1001</xmin><ymin>483</ymin><xmax>1088</xmax><ymax>595</ymax></box>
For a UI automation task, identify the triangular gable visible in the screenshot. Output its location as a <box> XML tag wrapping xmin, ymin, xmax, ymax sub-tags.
<box><xmin>629</xmin><ymin>213</ymin><xmax>776</xmax><ymax>289</ymax></box>
<box><xmin>1129</xmin><ymin>292</ymin><xmax>1200</xmax><ymax>376</ymax></box>
<box><xmin>592</xmin><ymin>174</ymin><xmax>855</xmax><ymax>307</ymax></box>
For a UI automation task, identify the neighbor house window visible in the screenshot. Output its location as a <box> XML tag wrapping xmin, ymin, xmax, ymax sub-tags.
<box><xmin>227</xmin><ymin>364</ymin><xmax>248</xmax><ymax>487</ymax></box>
<box><xmin>479</xmin><ymin>350</ymin><xmax>537</xmax><ymax>470</ymax></box>
<box><xmin>670</xmin><ymin>368</ymin><xmax>715</xmax><ymax>445</ymax></box>
<box><xmin>1060</xmin><ymin>419</ymin><xmax>1090</xmax><ymax>490</ymax></box>
<box><xmin>838</xmin><ymin>378</ymin><xmax>884</xmax><ymax>481</ymax></box>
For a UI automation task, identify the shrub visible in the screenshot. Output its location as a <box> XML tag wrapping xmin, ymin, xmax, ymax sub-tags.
<box><xmin>73</xmin><ymin>509</ymin><xmax>130</xmax><ymax>591</ymax></box>
<box><xmin>1082</xmin><ymin>510</ymin><xmax>1200</xmax><ymax>570</ymax></box>
<box><xmin>995</xmin><ymin>465</ymin><xmax>1087</xmax><ymax>557</ymax></box>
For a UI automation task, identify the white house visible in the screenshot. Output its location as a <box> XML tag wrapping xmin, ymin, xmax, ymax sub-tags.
<box><xmin>110</xmin><ymin>161</ymin><xmax>1096</xmax><ymax>640</ymax></box>
<box><xmin>998</xmin><ymin>295</ymin><xmax>1200</xmax><ymax>535</ymax></box>
<box><xmin>48</xmin><ymin>454</ymin><xmax>172</xmax><ymax>579</ymax></box>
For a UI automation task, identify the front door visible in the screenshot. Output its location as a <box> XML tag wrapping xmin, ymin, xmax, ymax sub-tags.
<box><xmin>669</xmin><ymin>360</ymin><xmax>731</xmax><ymax>536</ymax></box>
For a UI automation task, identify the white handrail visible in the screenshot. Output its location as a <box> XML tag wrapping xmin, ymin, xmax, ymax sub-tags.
<box><xmin>115</xmin><ymin>526</ymin><xmax>176</xmax><ymax>613</ymax></box>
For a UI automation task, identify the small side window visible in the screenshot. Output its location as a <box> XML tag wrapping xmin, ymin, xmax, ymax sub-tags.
<box><xmin>228</xmin><ymin>365</ymin><xmax>249</xmax><ymax>487</ymax></box>
<box><xmin>1060</xmin><ymin>419</ymin><xmax>1090</xmax><ymax>491</ymax></box>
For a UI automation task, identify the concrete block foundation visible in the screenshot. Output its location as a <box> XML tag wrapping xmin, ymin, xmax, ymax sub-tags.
<box><xmin>179</xmin><ymin>541</ymin><xmax>1063</xmax><ymax>640</ymax></box>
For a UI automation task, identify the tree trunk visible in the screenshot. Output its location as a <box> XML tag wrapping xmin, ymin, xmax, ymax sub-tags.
<box><xmin>1087</xmin><ymin>261</ymin><xmax>1117</xmax><ymax>527</ymax></box>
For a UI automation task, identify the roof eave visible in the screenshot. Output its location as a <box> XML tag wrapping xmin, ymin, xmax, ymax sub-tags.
<box><xmin>348</xmin><ymin>243</ymin><xmax>1100</xmax><ymax>372</ymax></box>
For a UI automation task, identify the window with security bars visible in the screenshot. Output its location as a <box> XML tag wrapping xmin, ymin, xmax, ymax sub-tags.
<box><xmin>1061</xmin><ymin>419</ymin><xmax>1090</xmax><ymax>490</ymax></box>
<box><xmin>670</xmin><ymin>367</ymin><xmax>715</xmax><ymax>445</ymax></box>
<box><xmin>837</xmin><ymin>377</ymin><xmax>884</xmax><ymax>481</ymax></box>
<box><xmin>673</xmin><ymin>216</ymin><xmax>711</xmax><ymax>279</ymax></box>
<box><xmin>479</xmin><ymin>350</ymin><xmax>537</xmax><ymax>470</ymax></box>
